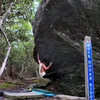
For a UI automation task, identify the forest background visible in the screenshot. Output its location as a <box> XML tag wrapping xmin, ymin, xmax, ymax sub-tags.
<box><xmin>0</xmin><ymin>0</ymin><xmax>41</xmax><ymax>79</ymax></box>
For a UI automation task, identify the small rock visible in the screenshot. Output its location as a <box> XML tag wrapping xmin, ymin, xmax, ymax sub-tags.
<box><xmin>27</xmin><ymin>78</ymin><xmax>51</xmax><ymax>88</ymax></box>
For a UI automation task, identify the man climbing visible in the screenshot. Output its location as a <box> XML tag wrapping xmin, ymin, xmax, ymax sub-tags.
<box><xmin>37</xmin><ymin>54</ymin><xmax>52</xmax><ymax>77</ymax></box>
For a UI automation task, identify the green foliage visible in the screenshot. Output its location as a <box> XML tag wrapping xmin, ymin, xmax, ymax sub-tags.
<box><xmin>0</xmin><ymin>0</ymin><xmax>42</xmax><ymax>77</ymax></box>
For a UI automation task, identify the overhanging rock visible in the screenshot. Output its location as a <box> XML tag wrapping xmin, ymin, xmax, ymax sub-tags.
<box><xmin>33</xmin><ymin>0</ymin><xmax>100</xmax><ymax>98</ymax></box>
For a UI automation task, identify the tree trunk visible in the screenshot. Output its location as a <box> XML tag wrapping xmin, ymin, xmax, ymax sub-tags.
<box><xmin>0</xmin><ymin>2</ymin><xmax>13</xmax><ymax>76</ymax></box>
<box><xmin>0</xmin><ymin>45</ymin><xmax>11</xmax><ymax>76</ymax></box>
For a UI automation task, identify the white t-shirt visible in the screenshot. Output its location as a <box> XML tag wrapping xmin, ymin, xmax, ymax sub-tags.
<box><xmin>39</xmin><ymin>63</ymin><xmax>46</xmax><ymax>77</ymax></box>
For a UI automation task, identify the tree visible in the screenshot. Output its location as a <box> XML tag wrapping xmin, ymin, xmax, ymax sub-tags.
<box><xmin>0</xmin><ymin>0</ymin><xmax>41</xmax><ymax>78</ymax></box>
<box><xmin>0</xmin><ymin>0</ymin><xmax>14</xmax><ymax>76</ymax></box>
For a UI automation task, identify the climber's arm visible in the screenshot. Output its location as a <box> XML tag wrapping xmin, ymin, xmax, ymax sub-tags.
<box><xmin>44</xmin><ymin>62</ymin><xmax>53</xmax><ymax>70</ymax></box>
<box><xmin>37</xmin><ymin>54</ymin><xmax>41</xmax><ymax>64</ymax></box>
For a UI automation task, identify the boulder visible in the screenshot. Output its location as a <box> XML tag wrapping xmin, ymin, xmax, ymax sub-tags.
<box><xmin>27</xmin><ymin>78</ymin><xmax>51</xmax><ymax>88</ymax></box>
<box><xmin>33</xmin><ymin>0</ymin><xmax>100</xmax><ymax>98</ymax></box>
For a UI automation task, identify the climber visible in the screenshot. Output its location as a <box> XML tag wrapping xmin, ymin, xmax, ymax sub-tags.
<box><xmin>37</xmin><ymin>54</ymin><xmax>53</xmax><ymax>77</ymax></box>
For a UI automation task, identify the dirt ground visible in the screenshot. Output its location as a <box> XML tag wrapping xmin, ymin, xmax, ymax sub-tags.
<box><xmin>0</xmin><ymin>78</ymin><xmax>61</xmax><ymax>100</ymax></box>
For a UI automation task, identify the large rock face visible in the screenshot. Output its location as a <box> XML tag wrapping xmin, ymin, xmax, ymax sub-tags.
<box><xmin>33</xmin><ymin>0</ymin><xmax>100</xmax><ymax>98</ymax></box>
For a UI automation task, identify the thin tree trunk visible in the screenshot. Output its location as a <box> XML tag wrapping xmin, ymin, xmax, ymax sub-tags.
<box><xmin>0</xmin><ymin>28</ymin><xmax>11</xmax><ymax>76</ymax></box>
<box><xmin>0</xmin><ymin>1</ymin><xmax>13</xmax><ymax>76</ymax></box>
<box><xmin>17</xmin><ymin>62</ymin><xmax>25</xmax><ymax>78</ymax></box>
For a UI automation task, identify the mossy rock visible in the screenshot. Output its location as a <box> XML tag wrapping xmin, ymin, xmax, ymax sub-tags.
<box><xmin>33</xmin><ymin>78</ymin><xmax>51</xmax><ymax>83</ymax></box>
<box><xmin>7</xmin><ymin>79</ymin><xmax>23</xmax><ymax>85</ymax></box>
<box><xmin>28</xmin><ymin>78</ymin><xmax>51</xmax><ymax>88</ymax></box>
